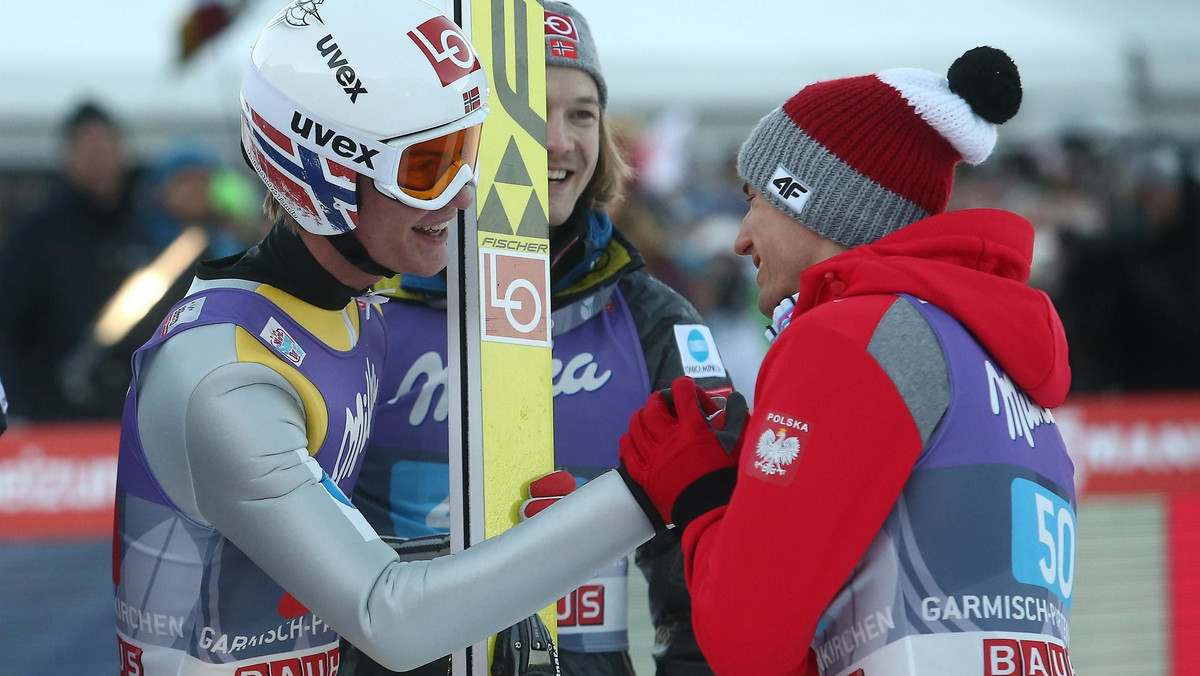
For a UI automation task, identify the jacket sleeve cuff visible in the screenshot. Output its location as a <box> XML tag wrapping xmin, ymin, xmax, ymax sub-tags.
<box><xmin>671</xmin><ymin>467</ymin><xmax>737</xmax><ymax>533</ymax></box>
<box><xmin>617</xmin><ymin>464</ymin><xmax>667</xmax><ymax>532</ymax></box>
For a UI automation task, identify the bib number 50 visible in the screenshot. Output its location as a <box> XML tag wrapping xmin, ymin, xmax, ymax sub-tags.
<box><xmin>1011</xmin><ymin>478</ymin><xmax>1076</xmax><ymax>607</ymax></box>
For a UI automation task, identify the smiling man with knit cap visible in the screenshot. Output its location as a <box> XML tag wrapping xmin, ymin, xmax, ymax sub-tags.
<box><xmin>617</xmin><ymin>48</ymin><xmax>1077</xmax><ymax>674</ymax></box>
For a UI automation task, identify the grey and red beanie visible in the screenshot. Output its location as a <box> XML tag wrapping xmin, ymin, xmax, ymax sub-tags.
<box><xmin>737</xmin><ymin>46</ymin><xmax>1022</xmax><ymax>248</ymax></box>
<box><xmin>544</xmin><ymin>1</ymin><xmax>607</xmax><ymax>108</ymax></box>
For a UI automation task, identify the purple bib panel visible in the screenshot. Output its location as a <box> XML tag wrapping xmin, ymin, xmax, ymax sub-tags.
<box><xmin>812</xmin><ymin>296</ymin><xmax>1077</xmax><ymax>676</ymax></box>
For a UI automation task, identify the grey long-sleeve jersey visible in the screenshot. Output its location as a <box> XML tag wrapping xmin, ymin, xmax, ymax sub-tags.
<box><xmin>113</xmin><ymin>277</ymin><xmax>655</xmax><ymax>674</ymax></box>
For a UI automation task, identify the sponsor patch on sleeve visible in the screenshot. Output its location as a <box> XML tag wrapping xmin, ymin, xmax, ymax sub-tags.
<box><xmin>261</xmin><ymin>317</ymin><xmax>307</xmax><ymax>366</ymax></box>
<box><xmin>673</xmin><ymin>324</ymin><xmax>726</xmax><ymax>379</ymax></box>
<box><xmin>161</xmin><ymin>296</ymin><xmax>207</xmax><ymax>336</ymax></box>
<box><xmin>747</xmin><ymin>410</ymin><xmax>810</xmax><ymax>486</ymax></box>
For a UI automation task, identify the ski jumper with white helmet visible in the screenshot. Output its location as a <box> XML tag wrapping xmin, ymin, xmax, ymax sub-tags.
<box><xmin>240</xmin><ymin>0</ymin><xmax>488</xmax><ymax>276</ymax></box>
<box><xmin>111</xmin><ymin>1</ymin><xmax>655</xmax><ymax>673</ymax></box>
<box><xmin>671</xmin><ymin>49</ymin><xmax>1079</xmax><ymax>675</ymax></box>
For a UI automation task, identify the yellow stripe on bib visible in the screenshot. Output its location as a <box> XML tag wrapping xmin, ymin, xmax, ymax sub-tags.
<box><xmin>231</xmin><ymin>285</ymin><xmax>365</xmax><ymax>455</ymax></box>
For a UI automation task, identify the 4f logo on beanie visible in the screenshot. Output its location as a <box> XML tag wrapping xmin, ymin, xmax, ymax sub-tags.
<box><xmin>769</xmin><ymin>165</ymin><xmax>812</xmax><ymax>215</ymax></box>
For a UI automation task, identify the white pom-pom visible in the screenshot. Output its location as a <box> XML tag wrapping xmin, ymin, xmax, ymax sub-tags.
<box><xmin>876</xmin><ymin>68</ymin><xmax>998</xmax><ymax>165</ymax></box>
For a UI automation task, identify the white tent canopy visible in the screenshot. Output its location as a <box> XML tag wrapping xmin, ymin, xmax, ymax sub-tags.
<box><xmin>2</xmin><ymin>0</ymin><xmax>1197</xmax><ymax>167</ymax></box>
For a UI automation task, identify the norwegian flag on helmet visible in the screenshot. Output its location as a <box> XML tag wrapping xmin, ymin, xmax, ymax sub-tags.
<box><xmin>463</xmin><ymin>86</ymin><xmax>482</xmax><ymax>113</ymax></box>
<box><xmin>244</xmin><ymin>106</ymin><xmax>359</xmax><ymax>233</ymax></box>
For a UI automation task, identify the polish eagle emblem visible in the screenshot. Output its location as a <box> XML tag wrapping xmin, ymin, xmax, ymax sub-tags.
<box><xmin>754</xmin><ymin>428</ymin><xmax>801</xmax><ymax>476</ymax></box>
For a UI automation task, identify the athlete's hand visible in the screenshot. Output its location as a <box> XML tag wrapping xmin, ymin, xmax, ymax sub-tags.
<box><xmin>671</xmin><ymin>385</ymin><xmax>749</xmax><ymax>464</ymax></box>
<box><xmin>618</xmin><ymin>376</ymin><xmax>749</xmax><ymax>531</ymax></box>
<box><xmin>519</xmin><ymin>470</ymin><xmax>577</xmax><ymax>520</ymax></box>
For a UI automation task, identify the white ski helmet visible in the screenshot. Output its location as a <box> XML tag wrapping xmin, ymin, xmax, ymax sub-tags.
<box><xmin>240</xmin><ymin>0</ymin><xmax>491</xmax><ymax>236</ymax></box>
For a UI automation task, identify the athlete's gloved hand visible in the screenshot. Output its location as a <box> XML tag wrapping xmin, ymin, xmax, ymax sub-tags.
<box><xmin>618</xmin><ymin>376</ymin><xmax>749</xmax><ymax>532</ymax></box>
<box><xmin>491</xmin><ymin>612</ymin><xmax>559</xmax><ymax>675</ymax></box>
<box><xmin>519</xmin><ymin>470</ymin><xmax>577</xmax><ymax>520</ymax></box>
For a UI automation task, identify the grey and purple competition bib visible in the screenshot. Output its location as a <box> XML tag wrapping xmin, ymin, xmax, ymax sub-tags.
<box><xmin>114</xmin><ymin>287</ymin><xmax>385</xmax><ymax>672</ymax></box>
<box><xmin>813</xmin><ymin>295</ymin><xmax>1076</xmax><ymax>676</ymax></box>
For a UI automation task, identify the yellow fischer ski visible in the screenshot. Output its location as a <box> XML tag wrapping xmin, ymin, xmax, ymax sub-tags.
<box><xmin>445</xmin><ymin>1</ymin><xmax>553</xmax><ymax>674</ymax></box>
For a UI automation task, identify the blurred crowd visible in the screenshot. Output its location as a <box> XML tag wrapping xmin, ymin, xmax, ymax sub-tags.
<box><xmin>608</xmin><ymin>114</ymin><xmax>1200</xmax><ymax>400</ymax></box>
<box><xmin>0</xmin><ymin>101</ymin><xmax>1198</xmax><ymax>423</ymax></box>
<box><xmin>0</xmin><ymin>101</ymin><xmax>271</xmax><ymax>422</ymax></box>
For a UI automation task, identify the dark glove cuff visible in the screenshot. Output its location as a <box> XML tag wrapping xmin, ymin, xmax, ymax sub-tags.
<box><xmin>617</xmin><ymin>464</ymin><xmax>667</xmax><ymax>532</ymax></box>
<box><xmin>671</xmin><ymin>467</ymin><xmax>737</xmax><ymax>532</ymax></box>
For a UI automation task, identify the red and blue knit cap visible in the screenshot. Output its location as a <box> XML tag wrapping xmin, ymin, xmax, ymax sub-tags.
<box><xmin>737</xmin><ymin>47</ymin><xmax>1022</xmax><ymax>248</ymax></box>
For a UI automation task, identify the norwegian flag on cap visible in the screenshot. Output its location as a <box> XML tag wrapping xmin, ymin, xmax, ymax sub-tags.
<box><xmin>549</xmin><ymin>38</ymin><xmax>577</xmax><ymax>59</ymax></box>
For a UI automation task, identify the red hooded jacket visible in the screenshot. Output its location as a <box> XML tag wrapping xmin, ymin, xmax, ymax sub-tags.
<box><xmin>682</xmin><ymin>209</ymin><xmax>1071</xmax><ymax>674</ymax></box>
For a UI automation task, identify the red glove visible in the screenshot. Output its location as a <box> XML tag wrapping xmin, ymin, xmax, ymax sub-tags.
<box><xmin>618</xmin><ymin>376</ymin><xmax>749</xmax><ymax>531</ymax></box>
<box><xmin>519</xmin><ymin>470</ymin><xmax>578</xmax><ymax>520</ymax></box>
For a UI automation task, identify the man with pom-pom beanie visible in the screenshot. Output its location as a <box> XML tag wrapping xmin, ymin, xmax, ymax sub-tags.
<box><xmin>615</xmin><ymin>48</ymin><xmax>1078</xmax><ymax>674</ymax></box>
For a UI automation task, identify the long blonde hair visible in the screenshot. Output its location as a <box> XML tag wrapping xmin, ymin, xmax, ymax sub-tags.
<box><xmin>581</xmin><ymin>114</ymin><xmax>633</xmax><ymax>211</ymax></box>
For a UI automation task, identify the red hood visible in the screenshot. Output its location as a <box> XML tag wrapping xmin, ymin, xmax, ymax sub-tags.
<box><xmin>795</xmin><ymin>209</ymin><xmax>1071</xmax><ymax>407</ymax></box>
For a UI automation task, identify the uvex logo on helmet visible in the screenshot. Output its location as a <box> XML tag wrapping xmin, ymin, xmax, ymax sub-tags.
<box><xmin>315</xmin><ymin>34</ymin><xmax>368</xmax><ymax>102</ymax></box>
<box><xmin>290</xmin><ymin>112</ymin><xmax>380</xmax><ymax>169</ymax></box>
